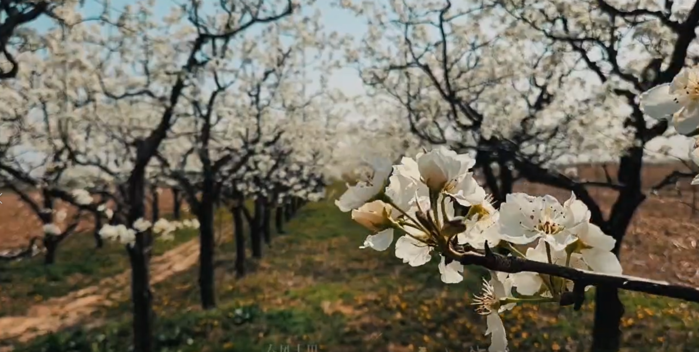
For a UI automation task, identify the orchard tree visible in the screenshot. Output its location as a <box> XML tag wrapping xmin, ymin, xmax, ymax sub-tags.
<box><xmin>0</xmin><ymin>18</ymin><xmax>114</xmax><ymax>263</ymax></box>
<box><xmin>0</xmin><ymin>0</ymin><xmax>74</xmax><ymax>80</ymax></box>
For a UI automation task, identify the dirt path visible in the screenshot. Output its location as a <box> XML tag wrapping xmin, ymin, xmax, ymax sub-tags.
<box><xmin>0</xmin><ymin>225</ymin><xmax>227</xmax><ymax>345</ymax></box>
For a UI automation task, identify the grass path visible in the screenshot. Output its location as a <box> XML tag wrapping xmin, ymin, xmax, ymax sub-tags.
<box><xmin>0</xmin><ymin>223</ymin><xmax>229</xmax><ymax>345</ymax></box>
<box><xmin>12</xmin><ymin>196</ymin><xmax>699</xmax><ymax>352</ymax></box>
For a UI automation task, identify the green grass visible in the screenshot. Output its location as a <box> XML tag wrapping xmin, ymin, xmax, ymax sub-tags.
<box><xmin>0</xmin><ymin>213</ymin><xmax>199</xmax><ymax>317</ymax></box>
<box><xmin>10</xmin><ymin>190</ymin><xmax>699</xmax><ymax>352</ymax></box>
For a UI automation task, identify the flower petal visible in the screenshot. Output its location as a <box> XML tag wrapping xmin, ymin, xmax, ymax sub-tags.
<box><xmin>577</xmin><ymin>222</ymin><xmax>616</xmax><ymax>251</ymax></box>
<box><xmin>640</xmin><ymin>83</ymin><xmax>681</xmax><ymax>120</ymax></box>
<box><xmin>395</xmin><ymin>235</ymin><xmax>432</xmax><ymax>266</ymax></box>
<box><xmin>510</xmin><ymin>272</ymin><xmax>543</xmax><ymax>296</ymax></box>
<box><xmin>359</xmin><ymin>229</ymin><xmax>394</xmax><ymax>251</ymax></box>
<box><xmin>672</xmin><ymin>106</ymin><xmax>699</xmax><ymax>135</ymax></box>
<box><xmin>485</xmin><ymin>313</ymin><xmax>508</xmax><ymax>352</ymax></box>
<box><xmin>581</xmin><ymin>248</ymin><xmax>623</xmax><ymax>275</ymax></box>
<box><xmin>438</xmin><ymin>255</ymin><xmax>464</xmax><ymax>284</ymax></box>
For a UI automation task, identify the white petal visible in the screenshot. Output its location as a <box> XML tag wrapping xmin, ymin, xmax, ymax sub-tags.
<box><xmin>578</xmin><ymin>223</ymin><xmax>615</xmax><ymax>251</ymax></box>
<box><xmin>510</xmin><ymin>272</ymin><xmax>543</xmax><ymax>296</ymax></box>
<box><xmin>672</xmin><ymin>106</ymin><xmax>699</xmax><ymax>135</ymax></box>
<box><xmin>450</xmin><ymin>175</ymin><xmax>487</xmax><ymax>206</ymax></box>
<box><xmin>359</xmin><ymin>229</ymin><xmax>394</xmax><ymax>251</ymax></box>
<box><xmin>486</xmin><ymin>313</ymin><xmax>508</xmax><ymax>352</ymax></box>
<box><xmin>395</xmin><ymin>235</ymin><xmax>432</xmax><ymax>266</ymax></box>
<box><xmin>640</xmin><ymin>83</ymin><xmax>681</xmax><ymax>120</ymax></box>
<box><xmin>581</xmin><ymin>249</ymin><xmax>623</xmax><ymax>275</ymax></box>
<box><xmin>565</xmin><ymin>198</ymin><xmax>590</xmax><ymax>224</ymax></box>
<box><xmin>438</xmin><ymin>255</ymin><xmax>464</xmax><ymax>284</ymax></box>
<box><xmin>690</xmin><ymin>144</ymin><xmax>699</xmax><ymax>167</ymax></box>
<box><xmin>546</xmin><ymin>231</ymin><xmax>578</xmax><ymax>251</ymax></box>
<box><xmin>692</xmin><ymin>174</ymin><xmax>699</xmax><ymax>185</ymax></box>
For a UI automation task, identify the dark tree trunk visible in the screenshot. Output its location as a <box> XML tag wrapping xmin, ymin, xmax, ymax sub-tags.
<box><xmin>592</xmin><ymin>286</ymin><xmax>624</xmax><ymax>352</ymax></box>
<box><xmin>94</xmin><ymin>215</ymin><xmax>104</xmax><ymax>248</ymax></box>
<box><xmin>591</xmin><ymin>146</ymin><xmax>645</xmax><ymax>352</ymax></box>
<box><xmin>41</xmin><ymin>193</ymin><xmax>56</xmax><ymax>265</ymax></box>
<box><xmin>275</xmin><ymin>206</ymin><xmax>285</xmax><ymax>234</ymax></box>
<box><xmin>231</xmin><ymin>203</ymin><xmax>245</xmax><ymax>277</ymax></box>
<box><xmin>127</xmin><ymin>158</ymin><xmax>153</xmax><ymax>352</ymax></box>
<box><xmin>173</xmin><ymin>188</ymin><xmax>181</xmax><ymax>220</ymax></box>
<box><xmin>251</xmin><ymin>198</ymin><xmax>263</xmax><ymax>258</ymax></box>
<box><xmin>262</xmin><ymin>201</ymin><xmax>272</xmax><ymax>246</ymax></box>
<box><xmin>497</xmin><ymin>157</ymin><xmax>514</xmax><ymax>199</ymax></box>
<box><xmin>151</xmin><ymin>186</ymin><xmax>159</xmax><ymax>223</ymax></box>
<box><xmin>477</xmin><ymin>153</ymin><xmax>505</xmax><ymax>205</ymax></box>
<box><xmin>43</xmin><ymin>238</ymin><xmax>57</xmax><ymax>265</ymax></box>
<box><xmin>197</xmin><ymin>173</ymin><xmax>216</xmax><ymax>310</ymax></box>
<box><xmin>284</xmin><ymin>201</ymin><xmax>293</xmax><ymax>222</ymax></box>
<box><xmin>128</xmin><ymin>248</ymin><xmax>153</xmax><ymax>352</ymax></box>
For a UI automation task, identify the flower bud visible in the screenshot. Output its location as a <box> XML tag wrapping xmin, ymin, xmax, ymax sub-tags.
<box><xmin>351</xmin><ymin>200</ymin><xmax>393</xmax><ymax>232</ymax></box>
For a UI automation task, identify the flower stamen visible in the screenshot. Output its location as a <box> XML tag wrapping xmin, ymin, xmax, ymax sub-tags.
<box><xmin>472</xmin><ymin>278</ymin><xmax>500</xmax><ymax>315</ymax></box>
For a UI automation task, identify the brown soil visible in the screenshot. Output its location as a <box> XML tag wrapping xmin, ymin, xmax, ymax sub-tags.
<box><xmin>0</xmin><ymin>223</ymin><xmax>228</xmax><ymax>346</ymax></box>
<box><xmin>0</xmin><ymin>188</ymin><xmax>181</xmax><ymax>251</ymax></box>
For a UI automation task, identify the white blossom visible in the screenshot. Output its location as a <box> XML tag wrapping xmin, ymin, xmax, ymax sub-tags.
<box><xmin>640</xmin><ymin>66</ymin><xmax>699</xmax><ymax>135</ymax></box>
<box><xmin>43</xmin><ymin>223</ymin><xmax>62</xmax><ymax>236</ymax></box>
<box><xmin>132</xmin><ymin>218</ymin><xmax>152</xmax><ymax>233</ymax></box>
<box><xmin>335</xmin><ymin>157</ymin><xmax>392</xmax><ymax>212</ymax></box>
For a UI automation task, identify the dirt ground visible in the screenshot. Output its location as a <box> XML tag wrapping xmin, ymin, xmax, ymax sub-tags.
<box><xmin>1</xmin><ymin>163</ymin><xmax>698</xmax><ymax>290</ymax></box>
<box><xmin>0</xmin><ymin>188</ymin><xmax>180</xmax><ymax>251</ymax></box>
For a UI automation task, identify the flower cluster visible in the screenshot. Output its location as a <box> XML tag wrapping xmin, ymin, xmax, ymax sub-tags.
<box><xmin>640</xmin><ymin>66</ymin><xmax>699</xmax><ymax>184</ymax></box>
<box><xmin>98</xmin><ymin>218</ymin><xmax>200</xmax><ymax>247</ymax></box>
<box><xmin>71</xmin><ymin>189</ymin><xmax>94</xmax><ymax>205</ymax></box>
<box><xmin>336</xmin><ymin>147</ymin><xmax>623</xmax><ymax>352</ymax></box>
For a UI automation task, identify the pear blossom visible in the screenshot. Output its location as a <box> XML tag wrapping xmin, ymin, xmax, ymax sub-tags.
<box><xmin>508</xmin><ymin>239</ymin><xmax>587</xmax><ymax>296</ymax></box>
<box><xmin>98</xmin><ymin>224</ymin><xmax>136</xmax><ymax>247</ymax></box>
<box><xmin>438</xmin><ymin>255</ymin><xmax>464</xmax><ymax>283</ymax></box>
<box><xmin>395</xmin><ymin>231</ymin><xmax>433</xmax><ymax>267</ymax></box>
<box><xmin>115</xmin><ymin>225</ymin><xmax>137</xmax><ymax>246</ymax></box>
<box><xmin>416</xmin><ymin>146</ymin><xmax>485</xmax><ymax>206</ymax></box>
<box><xmin>132</xmin><ymin>218</ymin><xmax>152</xmax><ymax>233</ymax></box>
<box><xmin>71</xmin><ymin>189</ymin><xmax>93</xmax><ymax>205</ymax></box>
<box><xmin>498</xmin><ymin>193</ymin><xmax>587</xmax><ymax>250</ymax></box>
<box><xmin>43</xmin><ymin>223</ymin><xmax>62</xmax><ymax>236</ymax></box>
<box><xmin>353</xmin><ymin>200</ymin><xmax>396</xmax><ymax>251</ymax></box>
<box><xmin>574</xmin><ymin>222</ymin><xmax>623</xmax><ymax>275</ymax></box>
<box><xmin>457</xmin><ymin>197</ymin><xmax>502</xmax><ymax>249</ymax></box>
<box><xmin>98</xmin><ymin>225</ymin><xmax>119</xmax><ymax>241</ymax></box>
<box><xmin>153</xmin><ymin>218</ymin><xmax>177</xmax><ymax>235</ymax></box>
<box><xmin>639</xmin><ymin>66</ymin><xmax>699</xmax><ymax>135</ymax></box>
<box><xmin>385</xmin><ymin>156</ymin><xmax>426</xmax><ymax>210</ymax></box>
<box><xmin>472</xmin><ymin>272</ymin><xmax>516</xmax><ymax>352</ymax></box>
<box><xmin>335</xmin><ymin>157</ymin><xmax>392</xmax><ymax>212</ymax></box>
